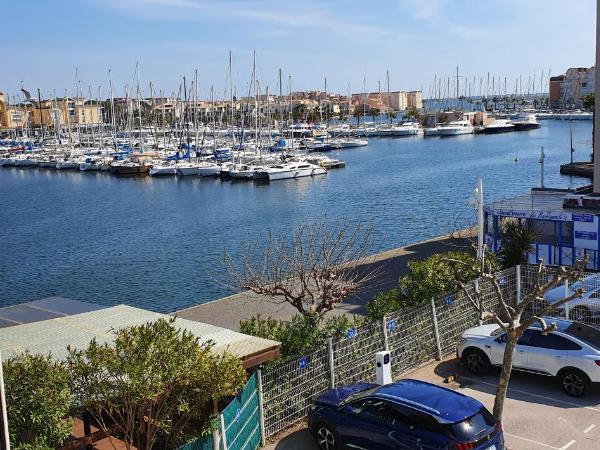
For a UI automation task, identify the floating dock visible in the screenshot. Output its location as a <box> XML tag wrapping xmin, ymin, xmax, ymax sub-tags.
<box><xmin>560</xmin><ymin>162</ymin><xmax>593</xmax><ymax>178</ymax></box>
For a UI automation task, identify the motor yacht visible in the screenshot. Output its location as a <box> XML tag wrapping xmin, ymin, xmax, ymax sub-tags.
<box><xmin>438</xmin><ymin>120</ymin><xmax>474</xmax><ymax>136</ymax></box>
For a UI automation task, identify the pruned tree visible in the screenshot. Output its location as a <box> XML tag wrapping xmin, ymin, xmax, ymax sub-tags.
<box><xmin>225</xmin><ymin>219</ymin><xmax>381</xmax><ymax>317</ymax></box>
<box><xmin>448</xmin><ymin>251</ymin><xmax>588</xmax><ymax>422</ymax></box>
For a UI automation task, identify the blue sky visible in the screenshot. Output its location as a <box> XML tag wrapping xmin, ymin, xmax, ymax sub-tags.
<box><xmin>1</xmin><ymin>0</ymin><xmax>595</xmax><ymax>100</ymax></box>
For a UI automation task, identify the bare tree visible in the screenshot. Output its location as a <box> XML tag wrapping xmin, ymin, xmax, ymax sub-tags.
<box><xmin>225</xmin><ymin>219</ymin><xmax>381</xmax><ymax>316</ymax></box>
<box><xmin>448</xmin><ymin>250</ymin><xmax>588</xmax><ymax>422</ymax></box>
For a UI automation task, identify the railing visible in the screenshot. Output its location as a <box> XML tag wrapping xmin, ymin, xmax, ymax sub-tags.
<box><xmin>260</xmin><ymin>266</ymin><xmax>517</xmax><ymax>437</ymax></box>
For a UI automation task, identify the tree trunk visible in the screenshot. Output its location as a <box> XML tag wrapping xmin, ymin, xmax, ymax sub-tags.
<box><xmin>493</xmin><ymin>330</ymin><xmax>518</xmax><ymax>421</ymax></box>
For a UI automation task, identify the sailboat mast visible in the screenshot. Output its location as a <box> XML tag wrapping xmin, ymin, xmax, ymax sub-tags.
<box><xmin>108</xmin><ymin>69</ymin><xmax>117</xmax><ymax>149</ymax></box>
<box><xmin>387</xmin><ymin>69</ymin><xmax>391</xmax><ymax>125</ymax></box>
<box><xmin>194</xmin><ymin>69</ymin><xmax>199</xmax><ymax>152</ymax></box>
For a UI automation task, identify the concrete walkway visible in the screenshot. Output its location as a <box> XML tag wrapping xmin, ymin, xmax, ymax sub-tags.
<box><xmin>175</xmin><ymin>233</ymin><xmax>471</xmax><ymax>330</ymax></box>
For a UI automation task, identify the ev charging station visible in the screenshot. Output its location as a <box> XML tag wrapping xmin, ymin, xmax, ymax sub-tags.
<box><xmin>375</xmin><ymin>351</ymin><xmax>392</xmax><ymax>385</ymax></box>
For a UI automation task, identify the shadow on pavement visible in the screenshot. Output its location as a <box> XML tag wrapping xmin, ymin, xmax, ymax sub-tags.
<box><xmin>268</xmin><ymin>429</ymin><xmax>317</xmax><ymax>450</ymax></box>
<box><xmin>431</xmin><ymin>357</ymin><xmax>600</xmax><ymax>410</ymax></box>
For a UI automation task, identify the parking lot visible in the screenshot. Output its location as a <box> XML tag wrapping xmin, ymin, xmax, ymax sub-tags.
<box><xmin>265</xmin><ymin>357</ymin><xmax>600</xmax><ymax>449</ymax></box>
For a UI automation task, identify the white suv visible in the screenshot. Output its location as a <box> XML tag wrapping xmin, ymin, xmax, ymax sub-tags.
<box><xmin>457</xmin><ymin>318</ymin><xmax>600</xmax><ymax>397</ymax></box>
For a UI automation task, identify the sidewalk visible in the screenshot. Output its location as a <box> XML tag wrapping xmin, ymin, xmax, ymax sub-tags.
<box><xmin>176</xmin><ymin>232</ymin><xmax>471</xmax><ymax>330</ymax></box>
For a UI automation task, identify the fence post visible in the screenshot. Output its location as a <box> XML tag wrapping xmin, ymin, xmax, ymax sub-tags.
<box><xmin>564</xmin><ymin>280</ymin><xmax>570</xmax><ymax>320</ymax></box>
<box><xmin>328</xmin><ymin>338</ymin><xmax>335</xmax><ymax>388</ymax></box>
<box><xmin>516</xmin><ymin>264</ymin><xmax>521</xmax><ymax>305</ymax></box>
<box><xmin>430</xmin><ymin>297</ymin><xmax>443</xmax><ymax>360</ymax></box>
<box><xmin>220</xmin><ymin>413</ymin><xmax>228</xmax><ymax>450</ymax></box>
<box><xmin>382</xmin><ymin>317</ymin><xmax>389</xmax><ymax>351</ymax></box>
<box><xmin>257</xmin><ymin>370</ymin><xmax>266</xmax><ymax>447</ymax></box>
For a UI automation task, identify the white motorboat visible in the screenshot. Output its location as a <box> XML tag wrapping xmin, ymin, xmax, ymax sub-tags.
<box><xmin>438</xmin><ymin>120</ymin><xmax>474</xmax><ymax>136</ymax></box>
<box><xmin>338</xmin><ymin>138</ymin><xmax>368</xmax><ymax>148</ymax></box>
<box><xmin>149</xmin><ymin>162</ymin><xmax>177</xmax><ymax>176</ymax></box>
<box><xmin>56</xmin><ymin>157</ymin><xmax>80</xmax><ymax>170</ymax></box>
<box><xmin>14</xmin><ymin>155</ymin><xmax>39</xmax><ymax>167</ymax></box>
<box><xmin>255</xmin><ymin>162</ymin><xmax>327</xmax><ymax>181</ymax></box>
<box><xmin>198</xmin><ymin>162</ymin><xmax>223</xmax><ymax>177</ymax></box>
<box><xmin>79</xmin><ymin>157</ymin><xmax>103</xmax><ymax>172</ymax></box>
<box><xmin>175</xmin><ymin>161</ymin><xmax>200</xmax><ymax>176</ymax></box>
<box><xmin>423</xmin><ymin>127</ymin><xmax>439</xmax><ymax>137</ymax></box>
<box><xmin>392</xmin><ymin>122</ymin><xmax>422</xmax><ymax>136</ymax></box>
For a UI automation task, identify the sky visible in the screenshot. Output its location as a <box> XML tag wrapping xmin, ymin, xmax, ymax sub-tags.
<box><xmin>0</xmin><ymin>0</ymin><xmax>595</xmax><ymax>101</ymax></box>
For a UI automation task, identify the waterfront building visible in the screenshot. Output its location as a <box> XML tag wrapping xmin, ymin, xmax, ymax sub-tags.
<box><xmin>549</xmin><ymin>66</ymin><xmax>595</xmax><ymax>109</ymax></box>
<box><xmin>28</xmin><ymin>97</ymin><xmax>102</xmax><ymax>128</ymax></box>
<box><xmin>484</xmin><ymin>187</ymin><xmax>600</xmax><ymax>270</ymax></box>
<box><xmin>351</xmin><ymin>90</ymin><xmax>423</xmax><ymax>112</ymax></box>
<box><xmin>0</xmin><ymin>93</ymin><xmax>29</xmax><ymax>129</ymax></box>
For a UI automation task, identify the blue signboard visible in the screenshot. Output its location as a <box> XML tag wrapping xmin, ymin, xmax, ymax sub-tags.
<box><xmin>444</xmin><ymin>295</ymin><xmax>454</xmax><ymax>306</ymax></box>
<box><xmin>346</xmin><ymin>328</ymin><xmax>357</xmax><ymax>339</ymax></box>
<box><xmin>388</xmin><ymin>320</ymin><xmax>396</xmax><ymax>332</ymax></box>
<box><xmin>575</xmin><ymin>231</ymin><xmax>597</xmax><ymax>240</ymax></box>
<box><xmin>498</xmin><ymin>276</ymin><xmax>506</xmax><ymax>287</ymax></box>
<box><xmin>573</xmin><ymin>213</ymin><xmax>594</xmax><ymax>223</ymax></box>
<box><xmin>298</xmin><ymin>356</ymin><xmax>307</xmax><ymax>369</ymax></box>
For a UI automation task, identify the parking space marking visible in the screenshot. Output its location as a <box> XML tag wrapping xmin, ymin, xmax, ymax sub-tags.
<box><xmin>454</xmin><ymin>375</ymin><xmax>600</xmax><ymax>413</ymax></box>
<box><xmin>504</xmin><ymin>432</ymin><xmax>561</xmax><ymax>449</ymax></box>
<box><xmin>559</xmin><ymin>440</ymin><xmax>576</xmax><ymax>449</ymax></box>
<box><xmin>583</xmin><ymin>424</ymin><xmax>596</xmax><ymax>434</ymax></box>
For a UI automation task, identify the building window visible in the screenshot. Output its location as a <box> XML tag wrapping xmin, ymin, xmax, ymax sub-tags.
<box><xmin>529</xmin><ymin>219</ymin><xmax>558</xmax><ymax>245</ymax></box>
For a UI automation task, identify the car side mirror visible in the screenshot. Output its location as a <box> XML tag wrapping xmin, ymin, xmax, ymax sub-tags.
<box><xmin>341</xmin><ymin>405</ymin><xmax>354</xmax><ymax>415</ymax></box>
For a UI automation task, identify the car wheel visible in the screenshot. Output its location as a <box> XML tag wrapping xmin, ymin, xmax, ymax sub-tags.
<box><xmin>560</xmin><ymin>369</ymin><xmax>590</xmax><ymax>398</ymax></box>
<box><xmin>462</xmin><ymin>348</ymin><xmax>491</xmax><ymax>375</ymax></box>
<box><xmin>315</xmin><ymin>423</ymin><xmax>339</xmax><ymax>450</ymax></box>
<box><xmin>571</xmin><ymin>306</ymin><xmax>592</xmax><ymax>323</ymax></box>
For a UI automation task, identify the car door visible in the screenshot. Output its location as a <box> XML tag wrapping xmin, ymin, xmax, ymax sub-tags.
<box><xmin>526</xmin><ymin>331</ymin><xmax>578</xmax><ymax>375</ymax></box>
<box><xmin>490</xmin><ymin>330</ymin><xmax>532</xmax><ymax>369</ymax></box>
<box><xmin>387</xmin><ymin>403</ymin><xmax>447</xmax><ymax>449</ymax></box>
<box><xmin>337</xmin><ymin>398</ymin><xmax>394</xmax><ymax>450</ymax></box>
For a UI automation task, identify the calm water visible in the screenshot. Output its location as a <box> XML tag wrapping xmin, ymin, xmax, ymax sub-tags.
<box><xmin>0</xmin><ymin>120</ymin><xmax>592</xmax><ymax>312</ymax></box>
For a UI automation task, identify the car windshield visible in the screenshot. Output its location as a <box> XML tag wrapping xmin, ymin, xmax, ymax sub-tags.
<box><xmin>444</xmin><ymin>408</ymin><xmax>497</xmax><ymax>441</ymax></box>
<box><xmin>564</xmin><ymin>322</ymin><xmax>600</xmax><ymax>350</ymax></box>
<box><xmin>341</xmin><ymin>386</ymin><xmax>379</xmax><ymax>405</ymax></box>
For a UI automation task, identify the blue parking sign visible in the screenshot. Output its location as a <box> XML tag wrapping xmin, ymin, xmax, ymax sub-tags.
<box><xmin>298</xmin><ymin>356</ymin><xmax>307</xmax><ymax>369</ymax></box>
<box><xmin>388</xmin><ymin>320</ymin><xmax>396</xmax><ymax>332</ymax></box>
<box><xmin>444</xmin><ymin>295</ymin><xmax>454</xmax><ymax>306</ymax></box>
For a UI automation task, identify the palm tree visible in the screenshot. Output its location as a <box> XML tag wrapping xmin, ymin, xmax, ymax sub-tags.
<box><xmin>497</xmin><ymin>221</ymin><xmax>538</xmax><ymax>269</ymax></box>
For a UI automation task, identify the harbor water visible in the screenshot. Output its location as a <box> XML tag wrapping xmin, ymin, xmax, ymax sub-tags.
<box><xmin>0</xmin><ymin>120</ymin><xmax>592</xmax><ymax>312</ymax></box>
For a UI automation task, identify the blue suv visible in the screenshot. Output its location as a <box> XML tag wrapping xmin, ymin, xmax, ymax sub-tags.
<box><xmin>308</xmin><ymin>379</ymin><xmax>504</xmax><ymax>450</ymax></box>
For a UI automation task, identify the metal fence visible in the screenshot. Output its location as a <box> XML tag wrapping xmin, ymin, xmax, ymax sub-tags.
<box><xmin>260</xmin><ymin>266</ymin><xmax>519</xmax><ymax>438</ymax></box>
<box><xmin>521</xmin><ymin>265</ymin><xmax>600</xmax><ymax>326</ymax></box>
<box><xmin>183</xmin><ymin>263</ymin><xmax>600</xmax><ymax>445</ymax></box>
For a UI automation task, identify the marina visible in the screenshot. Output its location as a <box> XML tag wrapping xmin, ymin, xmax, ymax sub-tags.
<box><xmin>0</xmin><ymin>119</ymin><xmax>591</xmax><ymax>312</ymax></box>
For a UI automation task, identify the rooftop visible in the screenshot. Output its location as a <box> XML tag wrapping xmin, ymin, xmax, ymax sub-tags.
<box><xmin>374</xmin><ymin>379</ymin><xmax>482</xmax><ymax>423</ymax></box>
<box><xmin>484</xmin><ymin>188</ymin><xmax>597</xmax><ymax>220</ymax></box>
<box><xmin>0</xmin><ymin>303</ymin><xmax>280</xmax><ymax>368</ymax></box>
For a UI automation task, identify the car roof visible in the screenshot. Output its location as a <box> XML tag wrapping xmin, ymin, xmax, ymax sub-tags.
<box><xmin>529</xmin><ymin>317</ymin><xmax>574</xmax><ymax>332</ymax></box>
<box><xmin>372</xmin><ymin>379</ymin><xmax>482</xmax><ymax>423</ymax></box>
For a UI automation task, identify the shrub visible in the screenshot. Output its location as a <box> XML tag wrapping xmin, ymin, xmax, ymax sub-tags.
<box><xmin>3</xmin><ymin>353</ymin><xmax>73</xmax><ymax>449</ymax></box>
<box><xmin>240</xmin><ymin>313</ymin><xmax>362</xmax><ymax>360</ymax></box>
<box><xmin>67</xmin><ymin>317</ymin><xmax>246</xmax><ymax>449</ymax></box>
<box><xmin>365</xmin><ymin>251</ymin><xmax>497</xmax><ymax>321</ymax></box>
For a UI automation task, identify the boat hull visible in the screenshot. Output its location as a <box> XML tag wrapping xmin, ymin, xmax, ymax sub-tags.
<box><xmin>268</xmin><ymin>167</ymin><xmax>326</xmax><ymax>180</ymax></box>
<box><xmin>483</xmin><ymin>126</ymin><xmax>515</xmax><ymax>134</ymax></box>
<box><xmin>513</xmin><ymin>123</ymin><xmax>541</xmax><ymax>131</ymax></box>
<box><xmin>176</xmin><ymin>167</ymin><xmax>200</xmax><ymax>176</ymax></box>
<box><xmin>110</xmin><ymin>165</ymin><xmax>150</xmax><ymax>175</ymax></box>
